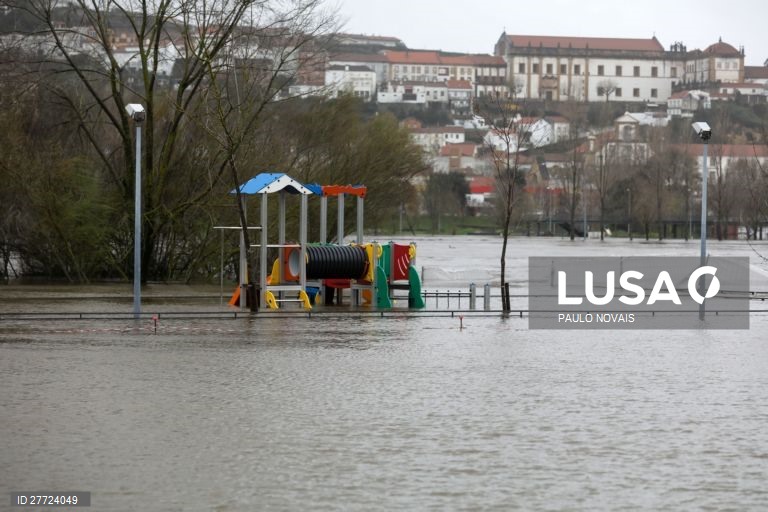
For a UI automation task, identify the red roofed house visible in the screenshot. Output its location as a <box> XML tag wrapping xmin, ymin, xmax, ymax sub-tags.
<box><xmin>433</xmin><ymin>143</ymin><xmax>488</xmax><ymax>174</ymax></box>
<box><xmin>383</xmin><ymin>50</ymin><xmax>508</xmax><ymax>97</ymax></box>
<box><xmin>466</xmin><ymin>176</ymin><xmax>496</xmax><ymax>209</ymax></box>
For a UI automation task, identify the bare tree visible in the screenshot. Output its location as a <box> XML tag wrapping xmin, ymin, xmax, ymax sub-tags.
<box><xmin>597</xmin><ymin>79</ymin><xmax>618</xmax><ymax>103</ymax></box>
<box><xmin>1</xmin><ymin>0</ymin><xmax>303</xmax><ymax>279</ymax></box>
<box><xmin>476</xmin><ymin>89</ymin><xmax>532</xmax><ymax>311</ymax></box>
<box><xmin>197</xmin><ymin>1</ymin><xmax>338</xmax><ymax>284</ymax></box>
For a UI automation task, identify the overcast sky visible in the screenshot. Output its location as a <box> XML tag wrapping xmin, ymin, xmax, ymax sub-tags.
<box><xmin>334</xmin><ymin>0</ymin><xmax>768</xmax><ymax>66</ymax></box>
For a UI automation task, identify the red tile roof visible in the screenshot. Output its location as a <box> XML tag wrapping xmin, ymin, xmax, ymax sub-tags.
<box><xmin>467</xmin><ymin>55</ymin><xmax>506</xmax><ymax>66</ymax></box>
<box><xmin>669</xmin><ymin>90</ymin><xmax>690</xmax><ymax>99</ymax></box>
<box><xmin>440</xmin><ymin>143</ymin><xmax>477</xmax><ymax>157</ymax></box>
<box><xmin>446</xmin><ymin>79</ymin><xmax>472</xmax><ymax>89</ymax></box>
<box><xmin>385</xmin><ymin>50</ymin><xmax>446</xmax><ymax>65</ymax></box>
<box><xmin>502</xmin><ymin>34</ymin><xmax>664</xmax><ymax>53</ymax></box>
<box><xmin>469</xmin><ymin>176</ymin><xmax>495</xmax><ymax>194</ymax></box>
<box><xmin>704</xmin><ymin>40</ymin><xmax>741</xmax><ymax>57</ymax></box>
<box><xmin>745</xmin><ymin>66</ymin><xmax>768</xmax><ymax>80</ymax></box>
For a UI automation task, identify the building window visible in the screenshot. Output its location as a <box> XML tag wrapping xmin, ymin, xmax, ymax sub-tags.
<box><xmin>651</xmin><ymin>66</ymin><xmax>658</xmax><ymax>77</ymax></box>
<box><xmin>560</xmin><ymin>63</ymin><xmax>567</xmax><ymax>74</ymax></box>
<box><xmin>597</xmin><ymin>86</ymin><xmax>605</xmax><ymax>96</ymax></box>
<box><xmin>574</xmin><ymin>64</ymin><xmax>581</xmax><ymax>75</ymax></box>
<box><xmin>633</xmin><ymin>88</ymin><xmax>640</xmax><ymax>97</ymax></box>
<box><xmin>671</xmin><ymin>67</ymin><xmax>678</xmax><ymax>78</ymax></box>
<box><xmin>651</xmin><ymin>88</ymin><xmax>658</xmax><ymax>98</ymax></box>
<box><xmin>616</xmin><ymin>65</ymin><xmax>622</xmax><ymax>76</ymax></box>
<box><xmin>616</xmin><ymin>88</ymin><xmax>622</xmax><ymax>97</ymax></box>
<box><xmin>532</xmin><ymin>63</ymin><xmax>539</xmax><ymax>73</ymax></box>
<box><xmin>518</xmin><ymin>63</ymin><xmax>525</xmax><ymax>74</ymax></box>
<box><xmin>546</xmin><ymin>63</ymin><xmax>553</xmax><ymax>74</ymax></box>
<box><xmin>634</xmin><ymin>66</ymin><xmax>640</xmax><ymax>77</ymax></box>
<box><xmin>598</xmin><ymin>65</ymin><xmax>604</xmax><ymax>76</ymax></box>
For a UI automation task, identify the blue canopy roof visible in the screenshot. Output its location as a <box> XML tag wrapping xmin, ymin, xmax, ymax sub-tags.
<box><xmin>232</xmin><ymin>173</ymin><xmax>313</xmax><ymax>195</ymax></box>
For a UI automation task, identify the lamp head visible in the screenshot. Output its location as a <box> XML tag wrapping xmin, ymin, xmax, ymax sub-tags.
<box><xmin>125</xmin><ymin>103</ymin><xmax>146</xmax><ymax>122</ymax></box>
<box><xmin>691</xmin><ymin>121</ymin><xmax>711</xmax><ymax>141</ymax></box>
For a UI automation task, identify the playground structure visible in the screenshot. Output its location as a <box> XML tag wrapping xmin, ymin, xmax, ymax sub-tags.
<box><xmin>226</xmin><ymin>173</ymin><xmax>425</xmax><ymax>311</ymax></box>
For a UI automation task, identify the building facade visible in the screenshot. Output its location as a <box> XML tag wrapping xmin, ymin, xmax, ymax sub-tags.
<box><xmin>495</xmin><ymin>33</ymin><xmax>679</xmax><ymax>102</ymax></box>
<box><xmin>325</xmin><ymin>65</ymin><xmax>377</xmax><ymax>100</ymax></box>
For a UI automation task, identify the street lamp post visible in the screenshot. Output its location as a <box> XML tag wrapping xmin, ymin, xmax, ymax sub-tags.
<box><xmin>582</xmin><ymin>175</ymin><xmax>587</xmax><ymax>241</ymax></box>
<box><xmin>126</xmin><ymin>103</ymin><xmax>146</xmax><ymax>318</ymax></box>
<box><xmin>626</xmin><ymin>187</ymin><xmax>632</xmax><ymax>241</ymax></box>
<box><xmin>692</xmin><ymin>121</ymin><xmax>712</xmax><ymax>321</ymax></box>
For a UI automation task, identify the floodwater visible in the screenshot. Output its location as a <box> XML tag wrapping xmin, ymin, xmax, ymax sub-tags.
<box><xmin>2</xmin><ymin>237</ymin><xmax>768</xmax><ymax>511</ymax></box>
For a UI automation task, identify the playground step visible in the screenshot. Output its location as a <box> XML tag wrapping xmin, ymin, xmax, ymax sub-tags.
<box><xmin>266</xmin><ymin>285</ymin><xmax>304</xmax><ymax>292</ymax></box>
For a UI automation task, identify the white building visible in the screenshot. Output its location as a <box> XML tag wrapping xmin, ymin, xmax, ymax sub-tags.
<box><xmin>325</xmin><ymin>65</ymin><xmax>376</xmax><ymax>101</ymax></box>
<box><xmin>603</xmin><ymin>113</ymin><xmax>650</xmax><ymax>164</ymax></box>
<box><xmin>446</xmin><ymin>80</ymin><xmax>473</xmax><ymax>113</ymax></box>
<box><xmin>409</xmin><ymin>126</ymin><xmax>466</xmax><ymax>154</ymax></box>
<box><xmin>545</xmin><ymin>116</ymin><xmax>571</xmax><ymax>143</ymax></box>
<box><xmin>667</xmin><ymin>90</ymin><xmax>711</xmax><ymax>117</ymax></box>
<box><xmin>683</xmin><ymin>39</ymin><xmax>744</xmax><ymax>85</ymax></box>
<box><xmin>495</xmin><ymin>33</ymin><xmax>680</xmax><ymax>102</ymax></box>
<box><xmin>329</xmin><ymin>52</ymin><xmax>390</xmax><ymax>84</ymax></box>
<box><xmin>377</xmin><ymin>81</ymin><xmax>448</xmax><ymax>104</ymax></box>
<box><xmin>716</xmin><ymin>83</ymin><xmax>768</xmax><ymax>103</ymax></box>
<box><xmin>483</xmin><ymin>116</ymin><xmax>559</xmax><ymax>152</ymax></box>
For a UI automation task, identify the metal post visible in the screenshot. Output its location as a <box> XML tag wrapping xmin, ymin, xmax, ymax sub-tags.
<box><xmin>220</xmin><ymin>229</ymin><xmax>224</xmax><ymax>306</ymax></box>
<box><xmin>582</xmin><ymin>174</ymin><xmax>587</xmax><ymax>241</ymax></box>
<box><xmin>300</xmin><ymin>194</ymin><xmax>308</xmax><ymax>294</ymax></box>
<box><xmin>259</xmin><ymin>193</ymin><xmax>268</xmax><ymax>310</ymax></box>
<box><xmin>627</xmin><ymin>188</ymin><xmax>632</xmax><ymax>241</ymax></box>
<box><xmin>483</xmin><ymin>283</ymin><xmax>491</xmax><ymax>311</ymax></box>
<box><xmin>699</xmin><ymin>142</ymin><xmax>708</xmax><ymax>321</ymax></box>
<box><xmin>278</xmin><ymin>192</ymin><xmax>286</xmax><ymax>288</ymax></box>
<box><xmin>133</xmin><ymin>123</ymin><xmax>142</xmax><ymax>318</ymax></box>
<box><xmin>239</xmin><ymin>198</ymin><xmax>248</xmax><ymax>311</ymax></box>
<box><xmin>337</xmin><ymin>193</ymin><xmax>345</xmax><ymax>244</ymax></box>
<box><xmin>469</xmin><ymin>283</ymin><xmax>476</xmax><ymax>310</ymax></box>
<box><xmin>356</xmin><ymin>195</ymin><xmax>364</xmax><ymax>245</ymax></box>
<box><xmin>320</xmin><ymin>195</ymin><xmax>328</xmax><ymax>244</ymax></box>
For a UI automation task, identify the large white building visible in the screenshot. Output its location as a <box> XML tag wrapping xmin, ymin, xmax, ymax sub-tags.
<box><xmin>494</xmin><ymin>33</ymin><xmax>682</xmax><ymax>103</ymax></box>
<box><xmin>494</xmin><ymin>33</ymin><xmax>749</xmax><ymax>104</ymax></box>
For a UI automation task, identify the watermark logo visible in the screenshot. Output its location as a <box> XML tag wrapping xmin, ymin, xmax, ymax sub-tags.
<box><xmin>529</xmin><ymin>257</ymin><xmax>749</xmax><ymax>329</ymax></box>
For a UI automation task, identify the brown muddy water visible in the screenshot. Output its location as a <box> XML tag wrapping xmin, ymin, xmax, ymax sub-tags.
<box><xmin>1</xmin><ymin>237</ymin><xmax>768</xmax><ymax>511</ymax></box>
